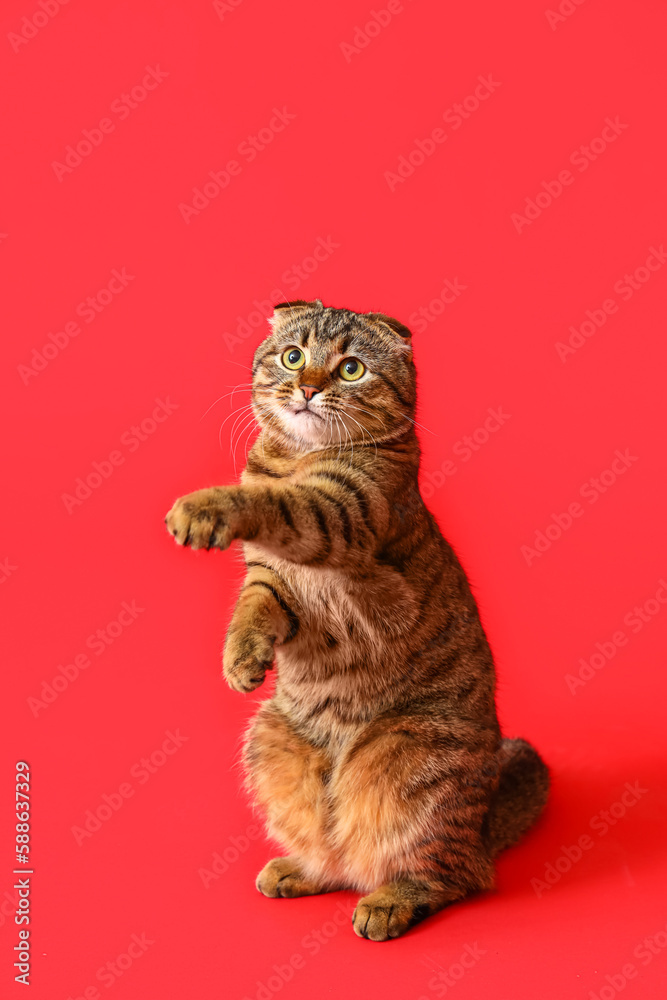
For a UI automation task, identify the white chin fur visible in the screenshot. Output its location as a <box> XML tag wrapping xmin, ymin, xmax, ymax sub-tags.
<box><xmin>283</xmin><ymin>409</ymin><xmax>329</xmax><ymax>444</ymax></box>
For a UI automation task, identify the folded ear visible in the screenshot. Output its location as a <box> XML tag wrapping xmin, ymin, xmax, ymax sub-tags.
<box><xmin>269</xmin><ymin>299</ymin><xmax>323</xmax><ymax>331</ymax></box>
<box><xmin>366</xmin><ymin>312</ymin><xmax>412</xmax><ymax>344</ymax></box>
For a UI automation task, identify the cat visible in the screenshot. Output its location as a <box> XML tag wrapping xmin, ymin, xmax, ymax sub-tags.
<box><xmin>165</xmin><ymin>298</ymin><xmax>549</xmax><ymax>941</ymax></box>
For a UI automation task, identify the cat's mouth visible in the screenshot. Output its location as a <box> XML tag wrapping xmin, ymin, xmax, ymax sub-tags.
<box><xmin>289</xmin><ymin>403</ymin><xmax>323</xmax><ymax>421</ymax></box>
<box><xmin>278</xmin><ymin>401</ymin><xmax>329</xmax><ymax>444</ymax></box>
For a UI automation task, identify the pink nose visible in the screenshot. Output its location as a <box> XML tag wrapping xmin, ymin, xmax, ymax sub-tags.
<box><xmin>301</xmin><ymin>385</ymin><xmax>320</xmax><ymax>401</ymax></box>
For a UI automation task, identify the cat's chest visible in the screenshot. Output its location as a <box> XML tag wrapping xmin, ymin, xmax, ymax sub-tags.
<box><xmin>243</xmin><ymin>544</ymin><xmax>367</xmax><ymax>635</ymax></box>
<box><xmin>253</xmin><ymin>549</ymin><xmax>348</xmax><ymax>615</ymax></box>
<box><xmin>242</xmin><ymin>538</ymin><xmax>420</xmax><ymax>652</ymax></box>
<box><xmin>286</xmin><ymin>565</ymin><xmax>358</xmax><ymax>637</ymax></box>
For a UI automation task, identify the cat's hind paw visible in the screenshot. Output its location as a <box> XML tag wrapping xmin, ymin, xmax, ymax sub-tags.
<box><xmin>256</xmin><ymin>858</ymin><xmax>329</xmax><ymax>898</ymax></box>
<box><xmin>352</xmin><ymin>884</ymin><xmax>430</xmax><ymax>941</ymax></box>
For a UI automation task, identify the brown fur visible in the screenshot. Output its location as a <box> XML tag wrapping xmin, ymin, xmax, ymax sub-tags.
<box><xmin>166</xmin><ymin>300</ymin><xmax>549</xmax><ymax>940</ymax></box>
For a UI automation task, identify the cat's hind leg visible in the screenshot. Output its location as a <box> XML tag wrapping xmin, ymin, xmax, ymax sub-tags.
<box><xmin>331</xmin><ymin>713</ymin><xmax>499</xmax><ymax>940</ymax></box>
<box><xmin>243</xmin><ymin>700</ymin><xmax>344</xmax><ymax>897</ymax></box>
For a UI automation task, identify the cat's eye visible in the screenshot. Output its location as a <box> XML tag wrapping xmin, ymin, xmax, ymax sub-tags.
<box><xmin>281</xmin><ymin>347</ymin><xmax>306</xmax><ymax>370</ymax></box>
<box><xmin>339</xmin><ymin>358</ymin><xmax>365</xmax><ymax>382</ymax></box>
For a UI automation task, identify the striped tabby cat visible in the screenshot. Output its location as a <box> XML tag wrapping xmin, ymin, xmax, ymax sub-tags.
<box><xmin>165</xmin><ymin>299</ymin><xmax>549</xmax><ymax>941</ymax></box>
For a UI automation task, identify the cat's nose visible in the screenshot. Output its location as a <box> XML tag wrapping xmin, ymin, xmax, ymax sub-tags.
<box><xmin>300</xmin><ymin>385</ymin><xmax>320</xmax><ymax>401</ymax></box>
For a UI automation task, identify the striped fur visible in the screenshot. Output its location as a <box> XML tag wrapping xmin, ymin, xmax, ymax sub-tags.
<box><xmin>166</xmin><ymin>300</ymin><xmax>549</xmax><ymax>940</ymax></box>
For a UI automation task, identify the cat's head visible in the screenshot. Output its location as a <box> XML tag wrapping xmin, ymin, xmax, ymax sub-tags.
<box><xmin>251</xmin><ymin>300</ymin><xmax>416</xmax><ymax>449</ymax></box>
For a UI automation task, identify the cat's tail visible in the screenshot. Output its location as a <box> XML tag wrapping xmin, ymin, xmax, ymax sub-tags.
<box><xmin>483</xmin><ymin>737</ymin><xmax>550</xmax><ymax>858</ymax></box>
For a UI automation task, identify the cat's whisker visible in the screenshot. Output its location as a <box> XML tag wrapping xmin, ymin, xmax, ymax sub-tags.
<box><xmin>339</xmin><ymin>412</ymin><xmax>353</xmax><ymax>470</ymax></box>
<box><xmin>218</xmin><ymin>401</ymin><xmax>255</xmax><ymax>431</ymax></box>
<box><xmin>399</xmin><ymin>411</ymin><xmax>436</xmax><ymax>435</ymax></box>
<box><xmin>231</xmin><ymin>412</ymin><xmax>259</xmax><ymax>474</ymax></box>
<box><xmin>227</xmin><ymin>405</ymin><xmax>257</xmax><ymax>456</ymax></box>
<box><xmin>322</xmin><ymin>409</ymin><xmax>333</xmax><ymax>450</ymax></box>
<box><xmin>199</xmin><ymin>383</ymin><xmax>251</xmax><ymax>420</ymax></box>
<box><xmin>345</xmin><ymin>411</ymin><xmax>378</xmax><ymax>459</ymax></box>
<box><xmin>330</xmin><ymin>411</ymin><xmax>339</xmax><ymax>449</ymax></box>
<box><xmin>327</xmin><ymin>410</ymin><xmax>340</xmax><ymax>456</ymax></box>
<box><xmin>344</xmin><ymin>401</ymin><xmax>387</xmax><ymax>423</ymax></box>
<box><xmin>225</xmin><ymin>359</ymin><xmax>253</xmax><ymax>373</ymax></box>
<box><xmin>218</xmin><ymin>403</ymin><xmax>256</xmax><ymax>450</ymax></box>
<box><xmin>204</xmin><ymin>379</ymin><xmax>281</xmax><ymax>425</ymax></box>
<box><xmin>343</xmin><ymin>402</ymin><xmax>388</xmax><ymax>435</ymax></box>
<box><xmin>334</xmin><ymin>412</ymin><xmax>345</xmax><ymax>461</ymax></box>
<box><xmin>228</xmin><ymin>415</ymin><xmax>254</xmax><ymax>467</ymax></box>
<box><xmin>200</xmin><ymin>385</ymin><xmax>253</xmax><ymax>421</ymax></box>
<box><xmin>232</xmin><ymin>403</ymin><xmax>259</xmax><ymax>443</ymax></box>
<box><xmin>260</xmin><ymin>409</ymin><xmax>283</xmax><ymax>462</ymax></box>
<box><xmin>239</xmin><ymin>420</ymin><xmax>261</xmax><ymax>471</ymax></box>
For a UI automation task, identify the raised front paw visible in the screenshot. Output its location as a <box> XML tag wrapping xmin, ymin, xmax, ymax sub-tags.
<box><xmin>223</xmin><ymin>628</ymin><xmax>274</xmax><ymax>693</ymax></box>
<box><xmin>165</xmin><ymin>488</ymin><xmax>237</xmax><ymax>551</ymax></box>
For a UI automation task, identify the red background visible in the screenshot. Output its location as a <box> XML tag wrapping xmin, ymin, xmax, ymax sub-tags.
<box><xmin>2</xmin><ymin>0</ymin><xmax>667</xmax><ymax>997</ymax></box>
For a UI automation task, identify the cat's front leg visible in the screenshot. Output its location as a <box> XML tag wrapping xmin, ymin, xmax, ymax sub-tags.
<box><xmin>223</xmin><ymin>563</ymin><xmax>300</xmax><ymax>693</ymax></box>
<box><xmin>166</xmin><ymin>479</ymin><xmax>379</xmax><ymax>564</ymax></box>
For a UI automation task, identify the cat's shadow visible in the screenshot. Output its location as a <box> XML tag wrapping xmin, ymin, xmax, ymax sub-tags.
<box><xmin>413</xmin><ymin>756</ymin><xmax>666</xmax><ymax>938</ymax></box>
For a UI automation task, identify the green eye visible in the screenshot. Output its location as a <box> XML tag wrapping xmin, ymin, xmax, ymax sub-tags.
<box><xmin>339</xmin><ymin>358</ymin><xmax>365</xmax><ymax>381</ymax></box>
<box><xmin>282</xmin><ymin>347</ymin><xmax>305</xmax><ymax>370</ymax></box>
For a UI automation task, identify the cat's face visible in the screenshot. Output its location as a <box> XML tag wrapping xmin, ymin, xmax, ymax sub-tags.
<box><xmin>250</xmin><ymin>301</ymin><xmax>416</xmax><ymax>450</ymax></box>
